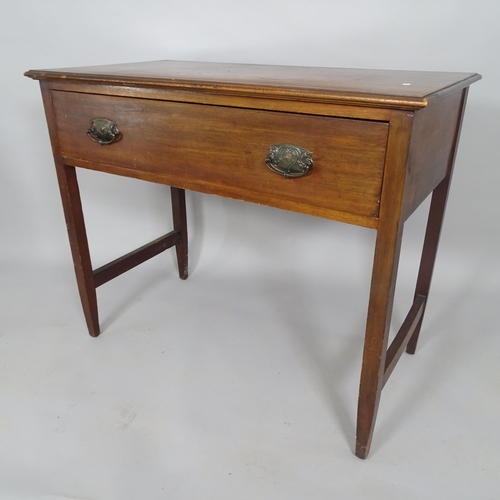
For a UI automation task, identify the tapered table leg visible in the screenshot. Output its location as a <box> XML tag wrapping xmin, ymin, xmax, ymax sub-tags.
<box><xmin>55</xmin><ymin>162</ymin><xmax>100</xmax><ymax>337</ymax></box>
<box><xmin>406</xmin><ymin>176</ymin><xmax>452</xmax><ymax>354</ymax></box>
<box><xmin>171</xmin><ymin>187</ymin><xmax>188</xmax><ymax>280</ymax></box>
<box><xmin>406</xmin><ymin>88</ymin><xmax>470</xmax><ymax>354</ymax></box>
<box><xmin>355</xmin><ymin>220</ymin><xmax>404</xmax><ymax>459</ymax></box>
<box><xmin>355</xmin><ymin>110</ymin><xmax>413</xmax><ymax>459</ymax></box>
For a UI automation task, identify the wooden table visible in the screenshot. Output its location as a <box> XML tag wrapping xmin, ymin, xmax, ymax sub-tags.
<box><xmin>25</xmin><ymin>61</ymin><xmax>480</xmax><ymax>458</ymax></box>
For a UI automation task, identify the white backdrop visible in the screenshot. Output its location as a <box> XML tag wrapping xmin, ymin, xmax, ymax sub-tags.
<box><xmin>2</xmin><ymin>0</ymin><xmax>498</xmax><ymax>272</ymax></box>
<box><xmin>1</xmin><ymin>1</ymin><xmax>500</xmax><ymax>497</ymax></box>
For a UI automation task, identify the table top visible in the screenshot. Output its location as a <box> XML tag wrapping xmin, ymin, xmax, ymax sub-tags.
<box><xmin>25</xmin><ymin>60</ymin><xmax>481</xmax><ymax>110</ymax></box>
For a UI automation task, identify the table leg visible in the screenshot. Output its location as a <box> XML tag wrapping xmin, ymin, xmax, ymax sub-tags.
<box><xmin>171</xmin><ymin>187</ymin><xmax>188</xmax><ymax>280</ymax></box>
<box><xmin>54</xmin><ymin>167</ymin><xmax>189</xmax><ymax>336</ymax></box>
<box><xmin>55</xmin><ymin>162</ymin><xmax>100</xmax><ymax>337</ymax></box>
<box><xmin>355</xmin><ymin>219</ymin><xmax>404</xmax><ymax>459</ymax></box>
<box><xmin>406</xmin><ymin>175</ymin><xmax>452</xmax><ymax>354</ymax></box>
<box><xmin>354</xmin><ymin>110</ymin><xmax>412</xmax><ymax>459</ymax></box>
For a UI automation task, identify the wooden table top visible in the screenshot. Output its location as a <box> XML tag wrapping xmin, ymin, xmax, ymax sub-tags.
<box><xmin>25</xmin><ymin>60</ymin><xmax>481</xmax><ymax>110</ymax></box>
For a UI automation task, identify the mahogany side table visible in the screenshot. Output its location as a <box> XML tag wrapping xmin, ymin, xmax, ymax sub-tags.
<box><xmin>25</xmin><ymin>61</ymin><xmax>480</xmax><ymax>458</ymax></box>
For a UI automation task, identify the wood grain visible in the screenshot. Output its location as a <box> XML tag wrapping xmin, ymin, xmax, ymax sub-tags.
<box><xmin>25</xmin><ymin>60</ymin><xmax>481</xmax><ymax>110</ymax></box>
<box><xmin>403</xmin><ymin>90</ymin><xmax>465</xmax><ymax>219</ymax></box>
<box><xmin>51</xmin><ymin>90</ymin><xmax>389</xmax><ymax>226</ymax></box>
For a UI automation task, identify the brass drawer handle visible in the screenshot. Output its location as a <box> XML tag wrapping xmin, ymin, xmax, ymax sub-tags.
<box><xmin>265</xmin><ymin>144</ymin><xmax>313</xmax><ymax>178</ymax></box>
<box><xmin>87</xmin><ymin>118</ymin><xmax>120</xmax><ymax>145</ymax></box>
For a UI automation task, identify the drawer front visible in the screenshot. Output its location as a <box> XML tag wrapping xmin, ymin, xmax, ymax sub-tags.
<box><xmin>52</xmin><ymin>91</ymin><xmax>389</xmax><ymax>224</ymax></box>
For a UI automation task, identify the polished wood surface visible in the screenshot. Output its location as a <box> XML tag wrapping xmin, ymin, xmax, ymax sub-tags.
<box><xmin>25</xmin><ymin>60</ymin><xmax>480</xmax><ymax>109</ymax></box>
<box><xmin>26</xmin><ymin>60</ymin><xmax>480</xmax><ymax>458</ymax></box>
<box><xmin>51</xmin><ymin>90</ymin><xmax>388</xmax><ymax>227</ymax></box>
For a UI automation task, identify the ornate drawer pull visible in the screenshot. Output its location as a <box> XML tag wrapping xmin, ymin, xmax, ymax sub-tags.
<box><xmin>87</xmin><ymin>118</ymin><xmax>120</xmax><ymax>145</ymax></box>
<box><xmin>265</xmin><ymin>144</ymin><xmax>313</xmax><ymax>178</ymax></box>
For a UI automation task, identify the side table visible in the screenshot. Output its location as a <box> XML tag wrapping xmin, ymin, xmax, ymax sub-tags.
<box><xmin>25</xmin><ymin>60</ymin><xmax>480</xmax><ymax>458</ymax></box>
